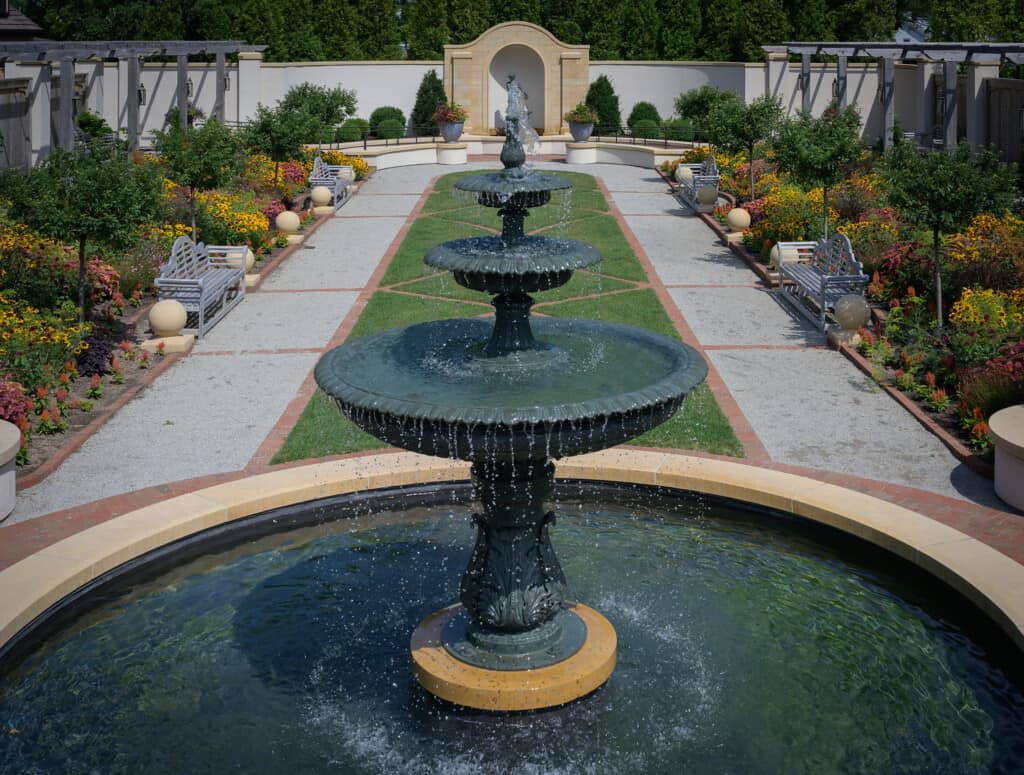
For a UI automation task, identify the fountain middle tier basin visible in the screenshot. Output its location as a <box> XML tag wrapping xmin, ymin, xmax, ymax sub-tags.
<box><xmin>315</xmin><ymin>317</ymin><xmax>707</xmax><ymax>462</ymax></box>
<box><xmin>425</xmin><ymin>236</ymin><xmax>601</xmax><ymax>294</ymax></box>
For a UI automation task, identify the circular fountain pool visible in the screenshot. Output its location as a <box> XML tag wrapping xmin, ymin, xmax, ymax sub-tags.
<box><xmin>1</xmin><ymin>484</ymin><xmax>1022</xmax><ymax>774</ymax></box>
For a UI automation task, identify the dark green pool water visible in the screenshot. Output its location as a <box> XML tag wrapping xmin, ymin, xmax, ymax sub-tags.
<box><xmin>1</xmin><ymin>490</ymin><xmax>1022</xmax><ymax>774</ymax></box>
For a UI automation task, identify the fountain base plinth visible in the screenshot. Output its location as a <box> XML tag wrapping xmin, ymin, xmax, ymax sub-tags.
<box><xmin>411</xmin><ymin>603</ymin><xmax>617</xmax><ymax>711</ymax></box>
<box><xmin>442</xmin><ymin>606</ymin><xmax>587</xmax><ymax>671</ymax></box>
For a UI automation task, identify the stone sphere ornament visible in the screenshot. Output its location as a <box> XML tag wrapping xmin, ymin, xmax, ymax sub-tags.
<box><xmin>149</xmin><ymin>299</ymin><xmax>187</xmax><ymax>338</ymax></box>
<box><xmin>726</xmin><ymin>207</ymin><xmax>751</xmax><ymax>232</ymax></box>
<box><xmin>675</xmin><ymin>165</ymin><xmax>693</xmax><ymax>183</ymax></box>
<box><xmin>310</xmin><ymin>186</ymin><xmax>332</xmax><ymax>207</ymax></box>
<box><xmin>275</xmin><ymin>210</ymin><xmax>300</xmax><ymax>234</ymax></box>
<box><xmin>834</xmin><ymin>293</ymin><xmax>871</xmax><ymax>333</ymax></box>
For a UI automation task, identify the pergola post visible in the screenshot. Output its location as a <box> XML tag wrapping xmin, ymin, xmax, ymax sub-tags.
<box><xmin>800</xmin><ymin>53</ymin><xmax>811</xmax><ymax>113</ymax></box>
<box><xmin>176</xmin><ymin>54</ymin><xmax>189</xmax><ymax>130</ymax></box>
<box><xmin>126</xmin><ymin>55</ymin><xmax>140</xmax><ymax>150</ymax></box>
<box><xmin>879</xmin><ymin>56</ymin><xmax>895</xmax><ymax>150</ymax></box>
<box><xmin>943</xmin><ymin>60</ymin><xmax>958</xmax><ymax>150</ymax></box>
<box><xmin>214</xmin><ymin>51</ymin><xmax>226</xmax><ymax>123</ymax></box>
<box><xmin>57</xmin><ymin>56</ymin><xmax>76</xmax><ymax>149</ymax></box>
<box><xmin>965</xmin><ymin>61</ymin><xmax>999</xmax><ymax>148</ymax></box>
<box><xmin>835</xmin><ymin>55</ymin><xmax>847</xmax><ymax>108</ymax></box>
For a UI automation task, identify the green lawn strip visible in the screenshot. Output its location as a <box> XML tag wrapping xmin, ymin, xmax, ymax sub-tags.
<box><xmin>541</xmin><ymin>289</ymin><xmax>743</xmax><ymax>457</ymax></box>
<box><xmin>379</xmin><ymin>218</ymin><xmax>490</xmax><ymax>285</ymax></box>
<box><xmin>271</xmin><ymin>390</ymin><xmax>389</xmax><ymax>462</ymax></box>
<box><xmin>561</xmin><ymin>215</ymin><xmax>648</xmax><ymax>281</ymax></box>
<box><xmin>347</xmin><ymin>291</ymin><xmax>488</xmax><ymax>341</ymax></box>
<box><xmin>395</xmin><ymin>270</ymin><xmax>636</xmax><ymax>304</ymax></box>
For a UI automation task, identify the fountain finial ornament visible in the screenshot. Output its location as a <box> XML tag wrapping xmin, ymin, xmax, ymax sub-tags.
<box><xmin>314</xmin><ymin>75</ymin><xmax>707</xmax><ymax>710</ymax></box>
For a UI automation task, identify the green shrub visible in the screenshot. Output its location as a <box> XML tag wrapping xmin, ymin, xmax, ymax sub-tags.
<box><xmin>632</xmin><ymin>119</ymin><xmax>660</xmax><ymax>139</ymax></box>
<box><xmin>664</xmin><ymin>118</ymin><xmax>695</xmax><ymax>141</ymax></box>
<box><xmin>370</xmin><ymin>106</ymin><xmax>406</xmax><ymax>133</ymax></box>
<box><xmin>337</xmin><ymin>118</ymin><xmax>369</xmax><ymax>143</ymax></box>
<box><xmin>674</xmin><ymin>84</ymin><xmax>740</xmax><ymax>140</ymax></box>
<box><xmin>627</xmin><ymin>101</ymin><xmax>661</xmax><ymax>128</ymax></box>
<box><xmin>75</xmin><ymin>110</ymin><xmax>112</xmax><ymax>137</ymax></box>
<box><xmin>411</xmin><ymin>69</ymin><xmax>447</xmax><ymax>136</ymax></box>
<box><xmin>585</xmin><ymin>75</ymin><xmax>621</xmax><ymax>135</ymax></box>
<box><xmin>377</xmin><ymin>118</ymin><xmax>405</xmax><ymax>139</ymax></box>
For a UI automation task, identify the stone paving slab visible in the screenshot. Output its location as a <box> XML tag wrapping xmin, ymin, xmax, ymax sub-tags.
<box><xmin>581</xmin><ymin>164</ymin><xmax>667</xmax><ymax>192</ymax></box>
<box><xmin>707</xmin><ymin>348</ymin><xmax>1000</xmax><ymax>506</ymax></box>
<box><xmin>10</xmin><ymin>352</ymin><xmax>320</xmax><ymax>522</ymax></box>
<box><xmin>610</xmin><ymin>192</ymin><xmax>689</xmax><ymax>216</ymax></box>
<box><xmin>262</xmin><ymin>217</ymin><xmax>406</xmax><ymax>291</ymax></box>
<box><xmin>192</xmin><ymin>291</ymin><xmax>359</xmax><ymax>352</ymax></box>
<box><xmin>337</xmin><ymin>194</ymin><xmax>421</xmax><ymax>217</ymax></box>
<box><xmin>625</xmin><ymin>215</ymin><xmax>757</xmax><ymax>286</ymax></box>
<box><xmin>668</xmin><ymin>287</ymin><xmax>825</xmax><ymax>347</ymax></box>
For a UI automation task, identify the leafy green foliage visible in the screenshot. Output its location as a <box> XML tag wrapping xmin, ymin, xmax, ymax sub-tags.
<box><xmin>153</xmin><ymin>118</ymin><xmax>243</xmax><ymax>240</ymax></box>
<box><xmin>881</xmin><ymin>141</ymin><xmax>1017</xmax><ymax>327</ymax></box>
<box><xmin>411</xmin><ymin>69</ymin><xmax>448</xmax><ymax>136</ymax></box>
<box><xmin>448</xmin><ymin>0</ymin><xmax>493</xmax><ymax>43</ymax></box>
<box><xmin>406</xmin><ymin>0</ymin><xmax>450</xmax><ymax>59</ymax></box>
<box><xmin>242</xmin><ymin>104</ymin><xmax>318</xmax><ymax>163</ymax></box>
<box><xmin>585</xmin><ymin>75</ymin><xmax>621</xmax><ymax>135</ymax></box>
<box><xmin>369</xmin><ymin>106</ymin><xmax>406</xmax><ymax>133</ymax></box>
<box><xmin>632</xmin><ymin>119</ymin><xmax>660</xmax><ymax>139</ymax></box>
<box><xmin>660</xmin><ymin>0</ymin><xmax>700</xmax><ymax>60</ymax></box>
<box><xmin>706</xmin><ymin>95</ymin><xmax>782</xmax><ymax>199</ymax></box>
<box><xmin>664</xmin><ymin>118</ymin><xmax>695</xmax><ymax>141</ymax></box>
<box><xmin>377</xmin><ymin>118</ymin><xmax>405</xmax><ymax>139</ymax></box>
<box><xmin>0</xmin><ymin>142</ymin><xmax>163</xmax><ymax>321</ymax></box>
<box><xmin>588</xmin><ymin>3</ymin><xmax>624</xmax><ymax>59</ymax></box>
<box><xmin>622</xmin><ymin>0</ymin><xmax>660</xmax><ymax>59</ymax></box>
<box><xmin>279</xmin><ymin>83</ymin><xmax>357</xmax><ymax>137</ymax></box>
<box><xmin>772</xmin><ymin>103</ymin><xmax>862</xmax><ymax>235</ymax></box>
<box><xmin>627</xmin><ymin>101</ymin><xmax>662</xmax><ymax>129</ymax></box>
<box><xmin>673</xmin><ymin>84</ymin><xmax>740</xmax><ymax>140</ymax></box>
<box><xmin>338</xmin><ymin>118</ymin><xmax>369</xmax><ymax>143</ymax></box>
<box><xmin>75</xmin><ymin>111</ymin><xmax>112</xmax><ymax>138</ymax></box>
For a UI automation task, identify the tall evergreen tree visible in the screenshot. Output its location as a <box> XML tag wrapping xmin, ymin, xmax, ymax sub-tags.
<box><xmin>835</xmin><ymin>0</ymin><xmax>896</xmax><ymax>40</ymax></box>
<box><xmin>320</xmin><ymin>0</ymin><xmax>365</xmax><ymax>59</ymax></box>
<box><xmin>699</xmin><ymin>0</ymin><xmax>743</xmax><ymax>61</ymax></box>
<box><xmin>737</xmin><ymin>0</ymin><xmax>790</xmax><ymax>61</ymax></box>
<box><xmin>407</xmin><ymin>0</ymin><xmax>450</xmax><ymax>59</ymax></box>
<box><xmin>357</xmin><ymin>0</ymin><xmax>401</xmax><ymax>58</ymax></box>
<box><xmin>494</xmin><ymin>0</ymin><xmax>541</xmax><ymax>25</ymax></box>
<box><xmin>542</xmin><ymin>0</ymin><xmax>585</xmax><ymax>43</ymax></box>
<box><xmin>588</xmin><ymin>3</ymin><xmax>624</xmax><ymax>59</ymax></box>
<box><xmin>449</xmin><ymin>0</ymin><xmax>493</xmax><ymax>44</ymax></box>
<box><xmin>929</xmin><ymin>0</ymin><xmax>1004</xmax><ymax>40</ymax></box>
<box><xmin>410</xmin><ymin>69</ymin><xmax>448</xmax><ymax>134</ymax></box>
<box><xmin>660</xmin><ymin>0</ymin><xmax>700</xmax><ymax>61</ymax></box>
<box><xmin>235</xmin><ymin>0</ymin><xmax>291</xmax><ymax>61</ymax></box>
<box><xmin>785</xmin><ymin>0</ymin><xmax>836</xmax><ymax>42</ymax></box>
<box><xmin>622</xmin><ymin>0</ymin><xmax>661</xmax><ymax>60</ymax></box>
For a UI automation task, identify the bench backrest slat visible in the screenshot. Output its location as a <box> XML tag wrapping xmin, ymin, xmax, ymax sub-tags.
<box><xmin>165</xmin><ymin>236</ymin><xmax>211</xmax><ymax>279</ymax></box>
<box><xmin>811</xmin><ymin>233</ymin><xmax>862</xmax><ymax>276</ymax></box>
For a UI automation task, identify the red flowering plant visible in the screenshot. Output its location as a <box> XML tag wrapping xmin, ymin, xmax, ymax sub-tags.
<box><xmin>431</xmin><ymin>103</ymin><xmax>468</xmax><ymax>123</ymax></box>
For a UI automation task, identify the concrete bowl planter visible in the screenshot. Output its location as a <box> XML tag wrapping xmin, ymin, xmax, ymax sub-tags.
<box><xmin>439</xmin><ymin>121</ymin><xmax>464</xmax><ymax>143</ymax></box>
<box><xmin>568</xmin><ymin>121</ymin><xmax>594</xmax><ymax>142</ymax></box>
<box><xmin>989</xmin><ymin>405</ymin><xmax>1024</xmax><ymax>510</ymax></box>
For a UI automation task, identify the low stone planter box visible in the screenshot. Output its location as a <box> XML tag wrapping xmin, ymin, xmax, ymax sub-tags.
<box><xmin>0</xmin><ymin>420</ymin><xmax>20</xmax><ymax>522</ymax></box>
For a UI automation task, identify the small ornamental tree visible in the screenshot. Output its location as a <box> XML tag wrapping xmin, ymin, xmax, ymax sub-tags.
<box><xmin>673</xmin><ymin>84</ymin><xmax>740</xmax><ymax>141</ymax></box>
<box><xmin>706</xmin><ymin>95</ymin><xmax>782</xmax><ymax>199</ymax></box>
<box><xmin>411</xmin><ymin>69</ymin><xmax>448</xmax><ymax>136</ymax></box>
<box><xmin>154</xmin><ymin>118</ymin><xmax>243</xmax><ymax>242</ymax></box>
<box><xmin>0</xmin><ymin>142</ymin><xmax>163</xmax><ymax>323</ymax></box>
<box><xmin>881</xmin><ymin>140</ymin><xmax>1017</xmax><ymax>331</ymax></box>
<box><xmin>772</xmin><ymin>103</ymin><xmax>862</xmax><ymax>238</ymax></box>
<box><xmin>278</xmin><ymin>82</ymin><xmax>357</xmax><ymax>142</ymax></box>
<box><xmin>242</xmin><ymin>104</ymin><xmax>320</xmax><ymax>191</ymax></box>
<box><xmin>585</xmin><ymin>75</ymin><xmax>621</xmax><ymax>135</ymax></box>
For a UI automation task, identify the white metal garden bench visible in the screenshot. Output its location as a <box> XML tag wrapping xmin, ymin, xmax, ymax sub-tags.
<box><xmin>155</xmin><ymin>237</ymin><xmax>246</xmax><ymax>337</ymax></box>
<box><xmin>677</xmin><ymin>151</ymin><xmax>720</xmax><ymax>213</ymax></box>
<box><xmin>776</xmin><ymin>232</ymin><xmax>868</xmax><ymax>330</ymax></box>
<box><xmin>309</xmin><ymin>156</ymin><xmax>354</xmax><ymax>208</ymax></box>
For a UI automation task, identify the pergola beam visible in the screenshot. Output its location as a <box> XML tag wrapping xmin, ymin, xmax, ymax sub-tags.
<box><xmin>0</xmin><ymin>41</ymin><xmax>264</xmax><ymax>63</ymax></box>
<box><xmin>765</xmin><ymin>42</ymin><xmax>1019</xmax><ymax>64</ymax></box>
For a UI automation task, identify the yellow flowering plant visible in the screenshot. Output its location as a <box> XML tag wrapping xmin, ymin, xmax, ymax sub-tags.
<box><xmin>0</xmin><ymin>291</ymin><xmax>89</xmax><ymax>389</ymax></box>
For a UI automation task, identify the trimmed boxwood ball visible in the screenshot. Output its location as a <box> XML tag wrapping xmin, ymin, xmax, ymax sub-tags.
<box><xmin>377</xmin><ymin>118</ymin><xmax>405</xmax><ymax>140</ymax></box>
<box><xmin>370</xmin><ymin>106</ymin><xmax>406</xmax><ymax>132</ymax></box>
<box><xmin>664</xmin><ymin>118</ymin><xmax>695</xmax><ymax>142</ymax></box>
<box><xmin>336</xmin><ymin>118</ymin><xmax>368</xmax><ymax>143</ymax></box>
<box><xmin>632</xmin><ymin>119</ymin><xmax>660</xmax><ymax>139</ymax></box>
<box><xmin>627</xmin><ymin>102</ymin><xmax>661</xmax><ymax>129</ymax></box>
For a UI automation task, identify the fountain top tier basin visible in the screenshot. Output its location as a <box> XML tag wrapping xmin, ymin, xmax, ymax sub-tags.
<box><xmin>455</xmin><ymin>169</ymin><xmax>572</xmax><ymax>196</ymax></box>
<box><xmin>315</xmin><ymin>317</ymin><xmax>707</xmax><ymax>462</ymax></box>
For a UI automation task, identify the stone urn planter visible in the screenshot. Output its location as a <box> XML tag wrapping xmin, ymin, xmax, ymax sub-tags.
<box><xmin>989</xmin><ymin>404</ymin><xmax>1024</xmax><ymax>511</ymax></box>
<box><xmin>568</xmin><ymin>121</ymin><xmax>594</xmax><ymax>142</ymax></box>
<box><xmin>439</xmin><ymin>121</ymin><xmax>464</xmax><ymax>143</ymax></box>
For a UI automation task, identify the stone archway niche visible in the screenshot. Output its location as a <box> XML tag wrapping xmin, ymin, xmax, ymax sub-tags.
<box><xmin>489</xmin><ymin>45</ymin><xmax>544</xmax><ymax>133</ymax></box>
<box><xmin>444</xmin><ymin>21</ymin><xmax>590</xmax><ymax>136</ymax></box>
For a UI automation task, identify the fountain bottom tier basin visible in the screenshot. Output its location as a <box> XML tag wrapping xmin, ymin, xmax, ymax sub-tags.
<box><xmin>314</xmin><ymin>317</ymin><xmax>707</xmax><ymax>461</ymax></box>
<box><xmin>2</xmin><ymin>482</ymin><xmax>1023</xmax><ymax>774</ymax></box>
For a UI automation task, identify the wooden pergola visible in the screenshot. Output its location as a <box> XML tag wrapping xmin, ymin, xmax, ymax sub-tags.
<box><xmin>764</xmin><ymin>42</ymin><xmax>1024</xmax><ymax>151</ymax></box>
<box><xmin>0</xmin><ymin>40</ymin><xmax>264</xmax><ymax>152</ymax></box>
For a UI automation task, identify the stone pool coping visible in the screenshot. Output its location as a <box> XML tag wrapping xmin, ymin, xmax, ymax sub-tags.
<box><xmin>1</xmin><ymin>450</ymin><xmax>1022</xmax><ymax>656</ymax></box>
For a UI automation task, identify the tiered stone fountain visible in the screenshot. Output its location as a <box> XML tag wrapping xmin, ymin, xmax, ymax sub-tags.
<box><xmin>315</xmin><ymin>88</ymin><xmax>707</xmax><ymax>710</ymax></box>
